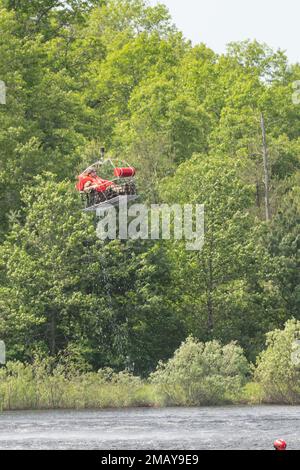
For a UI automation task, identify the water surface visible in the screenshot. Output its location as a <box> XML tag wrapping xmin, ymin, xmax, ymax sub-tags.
<box><xmin>0</xmin><ymin>406</ymin><xmax>299</xmax><ymax>450</ymax></box>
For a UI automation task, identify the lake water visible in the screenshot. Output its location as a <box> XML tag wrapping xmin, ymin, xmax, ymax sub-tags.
<box><xmin>0</xmin><ymin>406</ymin><xmax>299</xmax><ymax>450</ymax></box>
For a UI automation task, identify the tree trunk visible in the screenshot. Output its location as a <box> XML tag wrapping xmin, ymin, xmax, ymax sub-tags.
<box><xmin>206</xmin><ymin>238</ymin><xmax>214</xmax><ymax>334</ymax></box>
<box><xmin>260</xmin><ymin>113</ymin><xmax>271</xmax><ymax>222</ymax></box>
<box><xmin>49</xmin><ymin>311</ymin><xmax>56</xmax><ymax>356</ymax></box>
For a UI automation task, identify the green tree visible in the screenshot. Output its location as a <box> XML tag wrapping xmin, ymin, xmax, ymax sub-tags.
<box><xmin>0</xmin><ymin>175</ymin><xmax>103</xmax><ymax>359</ymax></box>
<box><xmin>267</xmin><ymin>174</ymin><xmax>300</xmax><ymax>318</ymax></box>
<box><xmin>161</xmin><ymin>154</ymin><xmax>279</xmax><ymax>358</ymax></box>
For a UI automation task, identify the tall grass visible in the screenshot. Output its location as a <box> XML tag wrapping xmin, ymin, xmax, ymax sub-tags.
<box><xmin>0</xmin><ymin>361</ymin><xmax>288</xmax><ymax>410</ymax></box>
<box><xmin>0</xmin><ymin>361</ymin><xmax>158</xmax><ymax>411</ymax></box>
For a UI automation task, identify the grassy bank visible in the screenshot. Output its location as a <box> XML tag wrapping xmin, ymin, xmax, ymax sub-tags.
<box><xmin>0</xmin><ymin>362</ymin><xmax>159</xmax><ymax>411</ymax></box>
<box><xmin>2</xmin><ymin>321</ymin><xmax>300</xmax><ymax>410</ymax></box>
<box><xmin>0</xmin><ymin>362</ymin><xmax>277</xmax><ymax>411</ymax></box>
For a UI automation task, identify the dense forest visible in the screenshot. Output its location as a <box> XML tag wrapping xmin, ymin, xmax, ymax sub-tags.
<box><xmin>0</xmin><ymin>0</ymin><xmax>299</xmax><ymax>379</ymax></box>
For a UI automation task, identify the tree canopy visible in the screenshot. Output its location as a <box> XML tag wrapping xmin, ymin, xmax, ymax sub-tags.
<box><xmin>0</xmin><ymin>0</ymin><xmax>299</xmax><ymax>375</ymax></box>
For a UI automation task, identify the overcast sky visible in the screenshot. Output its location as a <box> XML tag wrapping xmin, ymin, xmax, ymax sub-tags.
<box><xmin>149</xmin><ymin>0</ymin><xmax>299</xmax><ymax>63</ymax></box>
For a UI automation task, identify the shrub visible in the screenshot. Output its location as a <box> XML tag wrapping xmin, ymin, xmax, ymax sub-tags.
<box><xmin>254</xmin><ymin>319</ymin><xmax>300</xmax><ymax>403</ymax></box>
<box><xmin>150</xmin><ymin>336</ymin><xmax>249</xmax><ymax>406</ymax></box>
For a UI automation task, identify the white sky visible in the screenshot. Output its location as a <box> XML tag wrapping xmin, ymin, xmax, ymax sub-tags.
<box><xmin>149</xmin><ymin>0</ymin><xmax>300</xmax><ymax>63</ymax></box>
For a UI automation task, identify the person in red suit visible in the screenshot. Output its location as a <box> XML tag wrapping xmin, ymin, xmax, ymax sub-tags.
<box><xmin>76</xmin><ymin>166</ymin><xmax>136</xmax><ymax>207</ymax></box>
<box><xmin>78</xmin><ymin>168</ymin><xmax>115</xmax><ymax>193</ymax></box>
<box><xmin>76</xmin><ymin>168</ymin><xmax>118</xmax><ymax>206</ymax></box>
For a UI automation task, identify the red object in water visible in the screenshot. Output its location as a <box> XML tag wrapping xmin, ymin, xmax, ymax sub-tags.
<box><xmin>114</xmin><ymin>167</ymin><xmax>136</xmax><ymax>178</ymax></box>
<box><xmin>274</xmin><ymin>439</ymin><xmax>287</xmax><ymax>451</ymax></box>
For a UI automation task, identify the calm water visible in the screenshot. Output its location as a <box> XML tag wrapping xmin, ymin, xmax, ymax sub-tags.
<box><xmin>0</xmin><ymin>406</ymin><xmax>299</xmax><ymax>450</ymax></box>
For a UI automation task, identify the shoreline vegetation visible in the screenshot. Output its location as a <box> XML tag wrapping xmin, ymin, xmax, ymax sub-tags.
<box><xmin>1</xmin><ymin>320</ymin><xmax>299</xmax><ymax>411</ymax></box>
<box><xmin>0</xmin><ymin>0</ymin><xmax>300</xmax><ymax>415</ymax></box>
